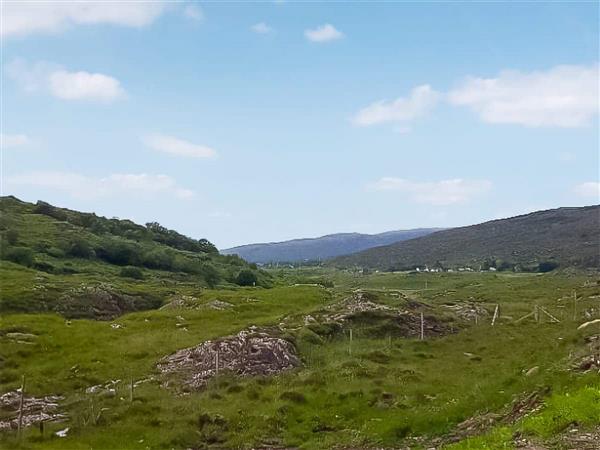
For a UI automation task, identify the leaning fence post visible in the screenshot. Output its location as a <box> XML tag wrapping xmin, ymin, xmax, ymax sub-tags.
<box><xmin>491</xmin><ymin>304</ymin><xmax>499</xmax><ymax>326</ymax></box>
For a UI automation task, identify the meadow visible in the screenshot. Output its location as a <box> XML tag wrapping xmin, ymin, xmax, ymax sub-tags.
<box><xmin>1</xmin><ymin>269</ymin><xmax>599</xmax><ymax>449</ymax></box>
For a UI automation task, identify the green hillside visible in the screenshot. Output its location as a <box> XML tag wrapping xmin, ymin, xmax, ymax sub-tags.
<box><xmin>0</xmin><ymin>196</ymin><xmax>270</xmax><ymax>317</ymax></box>
<box><xmin>331</xmin><ymin>206</ymin><xmax>600</xmax><ymax>271</ymax></box>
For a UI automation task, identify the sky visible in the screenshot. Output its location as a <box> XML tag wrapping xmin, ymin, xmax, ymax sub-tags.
<box><xmin>1</xmin><ymin>1</ymin><xmax>599</xmax><ymax>249</ymax></box>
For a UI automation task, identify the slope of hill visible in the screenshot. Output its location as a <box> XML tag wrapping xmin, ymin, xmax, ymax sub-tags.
<box><xmin>0</xmin><ymin>196</ymin><xmax>269</xmax><ymax>316</ymax></box>
<box><xmin>221</xmin><ymin>228</ymin><xmax>442</xmax><ymax>264</ymax></box>
<box><xmin>331</xmin><ymin>206</ymin><xmax>600</xmax><ymax>271</ymax></box>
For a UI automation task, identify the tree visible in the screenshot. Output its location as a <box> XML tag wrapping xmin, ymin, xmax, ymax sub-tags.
<box><xmin>236</xmin><ymin>269</ymin><xmax>257</xmax><ymax>286</ymax></box>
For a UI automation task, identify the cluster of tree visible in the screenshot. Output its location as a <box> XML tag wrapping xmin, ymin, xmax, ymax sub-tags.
<box><xmin>32</xmin><ymin>201</ymin><xmax>218</xmax><ymax>255</ymax></box>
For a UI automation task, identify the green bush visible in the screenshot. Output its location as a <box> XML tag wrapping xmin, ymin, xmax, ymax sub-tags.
<box><xmin>3</xmin><ymin>247</ymin><xmax>34</xmax><ymax>267</ymax></box>
<box><xmin>119</xmin><ymin>266</ymin><xmax>144</xmax><ymax>280</ymax></box>
<box><xmin>236</xmin><ymin>269</ymin><xmax>257</xmax><ymax>286</ymax></box>
<box><xmin>66</xmin><ymin>238</ymin><xmax>94</xmax><ymax>258</ymax></box>
<box><xmin>4</xmin><ymin>229</ymin><xmax>18</xmax><ymax>245</ymax></box>
<box><xmin>95</xmin><ymin>239</ymin><xmax>142</xmax><ymax>266</ymax></box>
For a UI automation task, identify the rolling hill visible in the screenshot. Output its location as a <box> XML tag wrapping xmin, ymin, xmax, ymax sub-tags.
<box><xmin>331</xmin><ymin>205</ymin><xmax>600</xmax><ymax>271</ymax></box>
<box><xmin>221</xmin><ymin>228</ymin><xmax>442</xmax><ymax>264</ymax></box>
<box><xmin>0</xmin><ymin>196</ymin><xmax>269</xmax><ymax>317</ymax></box>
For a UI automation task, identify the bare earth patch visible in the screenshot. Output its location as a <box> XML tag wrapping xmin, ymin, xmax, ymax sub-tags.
<box><xmin>157</xmin><ymin>328</ymin><xmax>301</xmax><ymax>390</ymax></box>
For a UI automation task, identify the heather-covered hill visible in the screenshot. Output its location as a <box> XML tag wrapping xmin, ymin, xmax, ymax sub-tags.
<box><xmin>331</xmin><ymin>206</ymin><xmax>600</xmax><ymax>271</ymax></box>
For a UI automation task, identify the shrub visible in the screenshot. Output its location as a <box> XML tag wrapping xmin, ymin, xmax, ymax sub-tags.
<box><xmin>33</xmin><ymin>201</ymin><xmax>67</xmax><ymax>221</ymax></box>
<box><xmin>4</xmin><ymin>229</ymin><xmax>18</xmax><ymax>245</ymax></box>
<box><xmin>66</xmin><ymin>238</ymin><xmax>94</xmax><ymax>258</ymax></box>
<box><xmin>236</xmin><ymin>269</ymin><xmax>257</xmax><ymax>286</ymax></box>
<box><xmin>120</xmin><ymin>266</ymin><xmax>144</xmax><ymax>280</ymax></box>
<box><xmin>33</xmin><ymin>261</ymin><xmax>56</xmax><ymax>273</ymax></box>
<box><xmin>141</xmin><ymin>248</ymin><xmax>175</xmax><ymax>271</ymax></box>
<box><xmin>46</xmin><ymin>246</ymin><xmax>66</xmax><ymax>258</ymax></box>
<box><xmin>96</xmin><ymin>240</ymin><xmax>142</xmax><ymax>266</ymax></box>
<box><xmin>538</xmin><ymin>261</ymin><xmax>559</xmax><ymax>273</ymax></box>
<box><xmin>3</xmin><ymin>247</ymin><xmax>34</xmax><ymax>267</ymax></box>
<box><xmin>200</xmin><ymin>264</ymin><xmax>220</xmax><ymax>287</ymax></box>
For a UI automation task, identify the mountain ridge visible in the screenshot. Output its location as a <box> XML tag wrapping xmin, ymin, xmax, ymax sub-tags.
<box><xmin>221</xmin><ymin>228</ymin><xmax>443</xmax><ymax>264</ymax></box>
<box><xmin>330</xmin><ymin>205</ymin><xmax>600</xmax><ymax>271</ymax></box>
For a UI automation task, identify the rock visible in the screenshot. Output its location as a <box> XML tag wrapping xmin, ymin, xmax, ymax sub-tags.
<box><xmin>0</xmin><ymin>390</ymin><xmax>66</xmax><ymax>430</ymax></box>
<box><xmin>157</xmin><ymin>329</ymin><xmax>301</xmax><ymax>390</ymax></box>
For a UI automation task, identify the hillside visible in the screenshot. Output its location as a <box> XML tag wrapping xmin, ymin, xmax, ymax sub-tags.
<box><xmin>0</xmin><ymin>196</ymin><xmax>269</xmax><ymax>317</ymax></box>
<box><xmin>222</xmin><ymin>228</ymin><xmax>441</xmax><ymax>264</ymax></box>
<box><xmin>331</xmin><ymin>205</ymin><xmax>600</xmax><ymax>271</ymax></box>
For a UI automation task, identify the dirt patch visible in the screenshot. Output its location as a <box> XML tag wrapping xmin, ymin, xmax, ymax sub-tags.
<box><xmin>307</xmin><ymin>291</ymin><xmax>454</xmax><ymax>339</ymax></box>
<box><xmin>157</xmin><ymin>328</ymin><xmax>301</xmax><ymax>390</ymax></box>
<box><xmin>441</xmin><ymin>301</ymin><xmax>489</xmax><ymax>322</ymax></box>
<box><xmin>0</xmin><ymin>390</ymin><xmax>66</xmax><ymax>430</ymax></box>
<box><xmin>57</xmin><ymin>283</ymin><xmax>160</xmax><ymax>320</ymax></box>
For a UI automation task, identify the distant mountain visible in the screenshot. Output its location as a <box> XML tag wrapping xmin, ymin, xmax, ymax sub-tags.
<box><xmin>221</xmin><ymin>229</ymin><xmax>443</xmax><ymax>264</ymax></box>
<box><xmin>330</xmin><ymin>206</ymin><xmax>600</xmax><ymax>271</ymax></box>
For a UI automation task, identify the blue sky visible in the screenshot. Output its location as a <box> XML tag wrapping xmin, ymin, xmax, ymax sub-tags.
<box><xmin>2</xmin><ymin>1</ymin><xmax>598</xmax><ymax>248</ymax></box>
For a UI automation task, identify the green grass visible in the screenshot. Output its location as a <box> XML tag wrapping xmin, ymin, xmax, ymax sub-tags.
<box><xmin>1</xmin><ymin>270</ymin><xmax>599</xmax><ymax>449</ymax></box>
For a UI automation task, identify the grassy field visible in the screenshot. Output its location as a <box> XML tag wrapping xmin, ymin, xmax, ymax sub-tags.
<box><xmin>1</xmin><ymin>269</ymin><xmax>599</xmax><ymax>449</ymax></box>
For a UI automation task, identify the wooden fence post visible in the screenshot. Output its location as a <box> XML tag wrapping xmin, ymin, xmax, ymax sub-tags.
<box><xmin>420</xmin><ymin>313</ymin><xmax>424</xmax><ymax>340</ymax></box>
<box><xmin>348</xmin><ymin>329</ymin><xmax>353</xmax><ymax>355</ymax></box>
<box><xmin>491</xmin><ymin>304</ymin><xmax>499</xmax><ymax>326</ymax></box>
<box><xmin>17</xmin><ymin>375</ymin><xmax>25</xmax><ymax>439</ymax></box>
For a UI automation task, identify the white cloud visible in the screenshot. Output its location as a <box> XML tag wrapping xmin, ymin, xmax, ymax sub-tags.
<box><xmin>1</xmin><ymin>1</ymin><xmax>170</xmax><ymax>37</ymax></box>
<box><xmin>353</xmin><ymin>85</ymin><xmax>439</xmax><ymax>127</ymax></box>
<box><xmin>574</xmin><ymin>182</ymin><xmax>600</xmax><ymax>199</ymax></box>
<box><xmin>1</xmin><ymin>134</ymin><xmax>30</xmax><ymax>149</ymax></box>
<box><xmin>368</xmin><ymin>178</ymin><xmax>492</xmax><ymax>206</ymax></box>
<box><xmin>6</xmin><ymin>60</ymin><xmax>125</xmax><ymax>103</ymax></box>
<box><xmin>448</xmin><ymin>64</ymin><xmax>599</xmax><ymax>127</ymax></box>
<box><xmin>304</xmin><ymin>24</ymin><xmax>344</xmax><ymax>42</ymax></box>
<box><xmin>251</xmin><ymin>22</ymin><xmax>272</xmax><ymax>34</ymax></box>
<box><xmin>49</xmin><ymin>70</ymin><xmax>125</xmax><ymax>102</ymax></box>
<box><xmin>143</xmin><ymin>134</ymin><xmax>217</xmax><ymax>159</ymax></box>
<box><xmin>6</xmin><ymin>171</ymin><xmax>194</xmax><ymax>200</ymax></box>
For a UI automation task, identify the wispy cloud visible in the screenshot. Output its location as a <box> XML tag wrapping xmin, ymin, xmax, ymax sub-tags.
<box><xmin>6</xmin><ymin>172</ymin><xmax>194</xmax><ymax>200</ymax></box>
<box><xmin>1</xmin><ymin>134</ymin><xmax>30</xmax><ymax>149</ymax></box>
<box><xmin>304</xmin><ymin>24</ymin><xmax>344</xmax><ymax>43</ymax></box>
<box><xmin>1</xmin><ymin>1</ymin><xmax>170</xmax><ymax>38</ymax></box>
<box><xmin>573</xmin><ymin>182</ymin><xmax>600</xmax><ymax>200</ymax></box>
<box><xmin>6</xmin><ymin>59</ymin><xmax>125</xmax><ymax>103</ymax></box>
<box><xmin>448</xmin><ymin>64</ymin><xmax>599</xmax><ymax>127</ymax></box>
<box><xmin>251</xmin><ymin>22</ymin><xmax>273</xmax><ymax>34</ymax></box>
<box><xmin>368</xmin><ymin>178</ymin><xmax>492</xmax><ymax>206</ymax></box>
<box><xmin>142</xmin><ymin>134</ymin><xmax>217</xmax><ymax>159</ymax></box>
<box><xmin>353</xmin><ymin>85</ymin><xmax>439</xmax><ymax>127</ymax></box>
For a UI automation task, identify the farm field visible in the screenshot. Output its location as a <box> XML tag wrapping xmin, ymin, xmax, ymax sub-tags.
<box><xmin>2</xmin><ymin>269</ymin><xmax>599</xmax><ymax>450</ymax></box>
